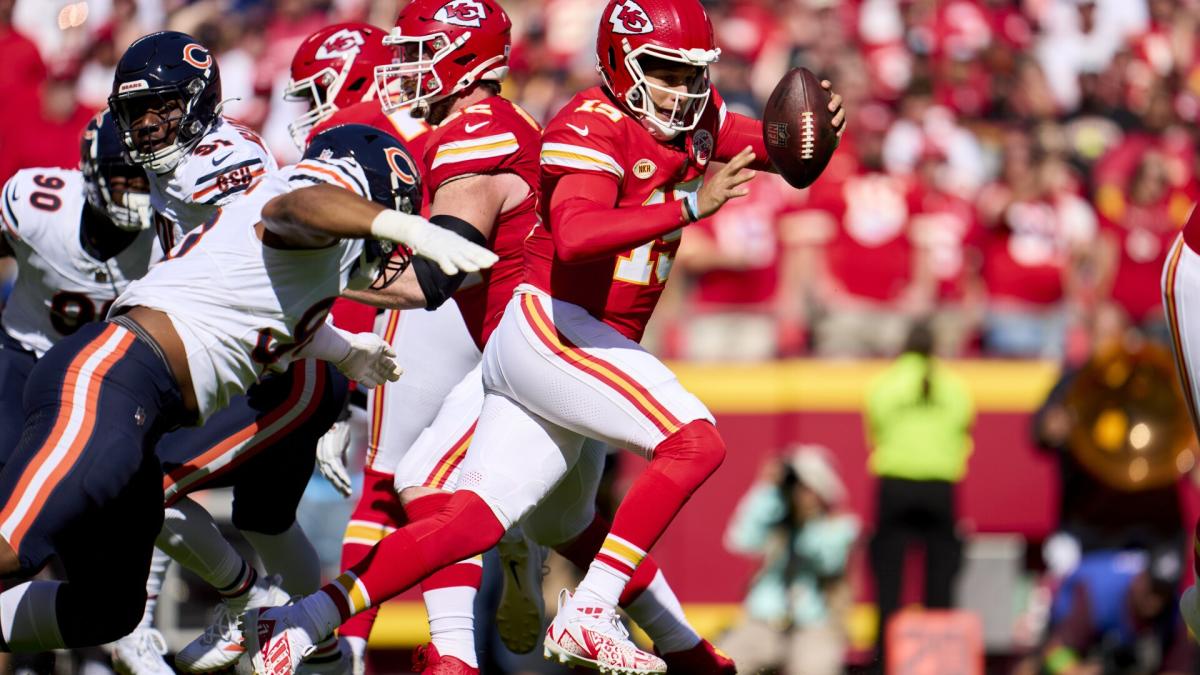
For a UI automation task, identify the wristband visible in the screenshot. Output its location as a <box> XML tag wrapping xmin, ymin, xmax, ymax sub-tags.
<box><xmin>682</xmin><ymin>191</ymin><xmax>700</xmax><ymax>222</ymax></box>
<box><xmin>369</xmin><ymin>209</ymin><xmax>428</xmax><ymax>246</ymax></box>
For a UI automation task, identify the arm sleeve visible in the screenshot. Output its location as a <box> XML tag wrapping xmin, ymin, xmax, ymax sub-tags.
<box><xmin>549</xmin><ymin>172</ymin><xmax>688</xmax><ymax>263</ymax></box>
<box><xmin>715</xmin><ymin>108</ymin><xmax>775</xmax><ymax>172</ymax></box>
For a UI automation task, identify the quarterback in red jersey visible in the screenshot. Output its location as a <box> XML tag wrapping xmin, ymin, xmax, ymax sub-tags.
<box><xmin>243</xmin><ymin>0</ymin><xmax>843</xmax><ymax>672</ymax></box>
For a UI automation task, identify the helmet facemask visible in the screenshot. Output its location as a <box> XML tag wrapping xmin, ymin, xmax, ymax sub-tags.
<box><xmin>84</xmin><ymin>166</ymin><xmax>153</xmax><ymax>231</ymax></box>
<box><xmin>612</xmin><ymin>42</ymin><xmax>719</xmax><ymax>140</ymax></box>
<box><xmin>284</xmin><ymin>66</ymin><xmax>342</xmax><ymax>150</ymax></box>
<box><xmin>110</xmin><ymin>79</ymin><xmax>217</xmax><ymax>174</ymax></box>
<box><xmin>375</xmin><ymin>31</ymin><xmax>460</xmax><ymax>116</ymax></box>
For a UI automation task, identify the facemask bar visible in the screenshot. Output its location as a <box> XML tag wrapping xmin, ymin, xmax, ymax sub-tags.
<box><xmin>375</xmin><ymin>30</ymin><xmax>462</xmax><ymax>114</ymax></box>
<box><xmin>620</xmin><ymin>40</ymin><xmax>719</xmax><ymax>137</ymax></box>
<box><xmin>106</xmin><ymin>190</ymin><xmax>153</xmax><ymax>231</ymax></box>
<box><xmin>285</xmin><ymin>67</ymin><xmax>341</xmax><ymax>150</ymax></box>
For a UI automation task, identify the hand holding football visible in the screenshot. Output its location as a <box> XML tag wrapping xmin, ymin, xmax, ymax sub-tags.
<box><xmin>762</xmin><ymin>67</ymin><xmax>840</xmax><ymax>189</ymax></box>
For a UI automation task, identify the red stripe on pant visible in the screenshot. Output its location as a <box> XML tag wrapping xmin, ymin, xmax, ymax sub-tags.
<box><xmin>337</xmin><ymin>467</ymin><xmax>407</xmax><ymax>641</ymax></box>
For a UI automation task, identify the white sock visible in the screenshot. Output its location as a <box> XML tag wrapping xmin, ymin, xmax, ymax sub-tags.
<box><xmin>0</xmin><ymin>581</ymin><xmax>65</xmax><ymax>651</ymax></box>
<box><xmin>623</xmin><ymin>570</ymin><xmax>699</xmax><ymax>654</ymax></box>
<box><xmin>573</xmin><ymin>563</ymin><xmax>629</xmax><ymax>609</ymax></box>
<box><xmin>241</xmin><ymin>523</ymin><xmax>321</xmax><ymax>596</ymax></box>
<box><xmin>298</xmin><ymin>591</ymin><xmax>345</xmax><ymax>639</ymax></box>
<box><xmin>159</xmin><ymin>497</ymin><xmax>247</xmax><ymax>591</ymax></box>
<box><xmin>424</xmin><ymin>585</ymin><xmax>478</xmax><ymax>667</ymax></box>
<box><xmin>344</xmin><ymin>634</ymin><xmax>367</xmax><ymax>665</ymax></box>
<box><xmin>139</xmin><ymin>547</ymin><xmax>172</xmax><ymax>630</ymax></box>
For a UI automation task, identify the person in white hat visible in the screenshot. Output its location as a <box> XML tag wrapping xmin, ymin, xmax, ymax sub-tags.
<box><xmin>719</xmin><ymin>445</ymin><xmax>860</xmax><ymax>675</ymax></box>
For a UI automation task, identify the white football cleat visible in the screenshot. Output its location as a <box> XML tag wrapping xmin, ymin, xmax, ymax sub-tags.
<box><xmin>238</xmin><ymin>604</ymin><xmax>318</xmax><ymax>675</ymax></box>
<box><xmin>496</xmin><ymin>527</ymin><xmax>547</xmax><ymax>654</ymax></box>
<box><xmin>543</xmin><ymin>590</ymin><xmax>666</xmax><ymax>675</ymax></box>
<box><xmin>296</xmin><ymin>636</ymin><xmax>352</xmax><ymax>674</ymax></box>
<box><xmin>178</xmin><ymin>578</ymin><xmax>290</xmax><ymax>672</ymax></box>
<box><xmin>1181</xmin><ymin>585</ymin><xmax>1200</xmax><ymax>640</ymax></box>
<box><xmin>111</xmin><ymin>627</ymin><xmax>173</xmax><ymax>675</ymax></box>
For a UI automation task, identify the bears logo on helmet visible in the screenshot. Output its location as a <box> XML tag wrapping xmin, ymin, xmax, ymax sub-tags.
<box><xmin>384</xmin><ymin>147</ymin><xmax>419</xmax><ymax>186</ymax></box>
<box><xmin>609</xmin><ymin>0</ymin><xmax>653</xmax><ymax>36</ymax></box>
<box><xmin>435</xmin><ymin>0</ymin><xmax>488</xmax><ymax>28</ymax></box>
<box><xmin>182</xmin><ymin>43</ymin><xmax>212</xmax><ymax>70</ymax></box>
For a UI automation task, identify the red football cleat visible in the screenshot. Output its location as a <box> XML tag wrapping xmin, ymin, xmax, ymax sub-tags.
<box><xmin>412</xmin><ymin>644</ymin><xmax>479</xmax><ymax>675</ymax></box>
<box><xmin>660</xmin><ymin>639</ymin><xmax>737</xmax><ymax>674</ymax></box>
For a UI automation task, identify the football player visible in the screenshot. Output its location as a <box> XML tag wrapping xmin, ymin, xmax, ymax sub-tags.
<box><xmin>243</xmin><ymin>0</ymin><xmax>845</xmax><ymax>672</ymax></box>
<box><xmin>285</xmin><ymin>22</ymin><xmax>394</xmax><ymax>150</ymax></box>
<box><xmin>1165</xmin><ymin>221</ymin><xmax>1200</xmax><ymax>637</ymax></box>
<box><xmin>0</xmin><ymin>124</ymin><xmax>494</xmax><ymax>654</ymax></box>
<box><xmin>102</xmin><ymin>31</ymin><xmax>374</xmax><ymax>674</ymax></box>
<box><xmin>0</xmin><ymin>112</ymin><xmax>157</xmax><ymax>455</ymax></box>
<box><xmin>329</xmin><ymin>1</ymin><xmax>733</xmax><ymax>673</ymax></box>
<box><xmin>243</xmin><ymin>0</ymin><xmax>840</xmax><ymax>667</ymax></box>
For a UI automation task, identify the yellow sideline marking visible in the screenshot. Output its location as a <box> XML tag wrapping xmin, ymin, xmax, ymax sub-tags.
<box><xmin>666</xmin><ymin>359</ymin><xmax>1060</xmax><ymax>413</ymax></box>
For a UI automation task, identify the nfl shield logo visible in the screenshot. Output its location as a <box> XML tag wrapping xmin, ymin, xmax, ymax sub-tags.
<box><xmin>766</xmin><ymin>122</ymin><xmax>790</xmax><ymax>148</ymax></box>
<box><xmin>691</xmin><ymin>129</ymin><xmax>713</xmax><ymax>166</ymax></box>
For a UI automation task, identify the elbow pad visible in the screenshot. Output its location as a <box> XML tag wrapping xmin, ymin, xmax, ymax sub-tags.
<box><xmin>412</xmin><ymin>214</ymin><xmax>489</xmax><ymax>310</ymax></box>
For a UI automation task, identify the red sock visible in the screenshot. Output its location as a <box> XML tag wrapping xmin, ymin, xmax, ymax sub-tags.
<box><xmin>324</xmin><ymin>491</ymin><xmax>504</xmax><ymax>621</ymax></box>
<box><xmin>607</xmin><ymin>420</ymin><xmax>725</xmax><ymax>556</ymax></box>
<box><xmin>574</xmin><ymin>421</ymin><xmax>725</xmax><ymax>608</ymax></box>
<box><xmin>405</xmin><ymin>493</ymin><xmax>484</xmax><ymax>595</ymax></box>
<box><xmin>555</xmin><ymin>513</ymin><xmax>660</xmax><ymax>606</ymax></box>
<box><xmin>337</xmin><ymin>468</ymin><xmax>407</xmax><ymax>641</ymax></box>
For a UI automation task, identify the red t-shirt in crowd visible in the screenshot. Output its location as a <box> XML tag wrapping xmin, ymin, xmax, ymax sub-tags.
<box><xmin>0</xmin><ymin>104</ymin><xmax>96</xmax><ymax>185</ymax></box>
<box><xmin>910</xmin><ymin>184</ymin><xmax>982</xmax><ymax>302</ymax></box>
<box><xmin>807</xmin><ymin>170</ymin><xmax>915</xmax><ymax>302</ymax></box>
<box><xmin>980</xmin><ymin>188</ymin><xmax>1096</xmax><ymax>306</ymax></box>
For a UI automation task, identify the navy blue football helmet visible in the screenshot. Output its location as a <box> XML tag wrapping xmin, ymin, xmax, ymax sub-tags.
<box><xmin>303</xmin><ymin>124</ymin><xmax>423</xmax><ymax>215</ymax></box>
<box><xmin>303</xmin><ymin>124</ymin><xmax>424</xmax><ymax>288</ymax></box>
<box><xmin>108</xmin><ymin>31</ymin><xmax>222</xmax><ymax>174</ymax></box>
<box><xmin>80</xmin><ymin>112</ymin><xmax>152</xmax><ymax>231</ymax></box>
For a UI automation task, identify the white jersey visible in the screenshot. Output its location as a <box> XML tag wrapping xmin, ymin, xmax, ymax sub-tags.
<box><xmin>113</xmin><ymin>157</ymin><xmax>377</xmax><ymax>421</ymax></box>
<box><xmin>0</xmin><ymin>168</ymin><xmax>160</xmax><ymax>357</ymax></box>
<box><xmin>149</xmin><ymin>117</ymin><xmax>277</xmax><ymax>249</ymax></box>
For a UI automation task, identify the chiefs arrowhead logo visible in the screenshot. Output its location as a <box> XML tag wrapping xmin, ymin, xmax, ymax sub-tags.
<box><xmin>315</xmin><ymin>28</ymin><xmax>365</xmax><ymax>60</ymax></box>
<box><xmin>435</xmin><ymin>0</ymin><xmax>487</xmax><ymax>28</ymax></box>
<box><xmin>609</xmin><ymin>0</ymin><xmax>653</xmax><ymax>35</ymax></box>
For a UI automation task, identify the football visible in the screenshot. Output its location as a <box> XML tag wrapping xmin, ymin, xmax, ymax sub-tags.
<box><xmin>762</xmin><ymin>67</ymin><xmax>838</xmax><ymax>189</ymax></box>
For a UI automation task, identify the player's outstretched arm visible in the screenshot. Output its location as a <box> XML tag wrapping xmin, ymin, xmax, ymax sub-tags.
<box><xmin>340</xmin><ymin>172</ymin><xmax>521</xmax><ymax>309</ymax></box>
<box><xmin>262</xmin><ymin>184</ymin><xmax>498</xmax><ymax>275</ymax></box>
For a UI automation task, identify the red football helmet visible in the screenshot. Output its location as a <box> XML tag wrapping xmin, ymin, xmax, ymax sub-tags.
<box><xmin>374</xmin><ymin>0</ymin><xmax>512</xmax><ymax>116</ymax></box>
<box><xmin>596</xmin><ymin>0</ymin><xmax>721</xmax><ymax>138</ymax></box>
<box><xmin>286</xmin><ymin>23</ymin><xmax>392</xmax><ymax>149</ymax></box>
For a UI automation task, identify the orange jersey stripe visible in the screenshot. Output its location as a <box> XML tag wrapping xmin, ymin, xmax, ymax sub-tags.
<box><xmin>424</xmin><ymin>421</ymin><xmax>477</xmax><ymax>489</ymax></box>
<box><xmin>294</xmin><ymin>163</ymin><xmax>357</xmax><ymax>193</ymax></box>
<box><xmin>366</xmin><ymin>311</ymin><xmax>403</xmax><ymax>466</ymax></box>
<box><xmin>520</xmin><ymin>295</ymin><xmax>682</xmax><ymax>435</ymax></box>
<box><xmin>162</xmin><ymin>362</ymin><xmax>319</xmax><ymax>497</ymax></box>
<box><xmin>1164</xmin><ymin>236</ymin><xmax>1200</xmax><ymax>431</ymax></box>
<box><xmin>5</xmin><ymin>327</ymin><xmax>135</xmax><ymax>548</ymax></box>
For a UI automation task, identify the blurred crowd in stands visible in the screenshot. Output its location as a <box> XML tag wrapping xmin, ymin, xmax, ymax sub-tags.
<box><xmin>2</xmin><ymin>0</ymin><xmax>1197</xmax><ymax>362</ymax></box>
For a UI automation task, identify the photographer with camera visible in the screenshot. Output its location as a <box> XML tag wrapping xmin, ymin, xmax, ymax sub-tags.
<box><xmin>719</xmin><ymin>445</ymin><xmax>860</xmax><ymax>675</ymax></box>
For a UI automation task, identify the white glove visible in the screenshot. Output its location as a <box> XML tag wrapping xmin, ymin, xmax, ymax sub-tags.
<box><xmin>369</xmin><ymin>210</ymin><xmax>498</xmax><ymax>275</ymax></box>
<box><xmin>316</xmin><ymin>421</ymin><xmax>353</xmax><ymax>498</ymax></box>
<box><xmin>332</xmin><ymin>330</ymin><xmax>402</xmax><ymax>388</ymax></box>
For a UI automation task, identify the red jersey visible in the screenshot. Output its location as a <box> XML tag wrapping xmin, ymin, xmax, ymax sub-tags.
<box><xmin>528</xmin><ymin>85</ymin><xmax>763</xmax><ymax>341</ymax></box>
<box><xmin>981</xmin><ymin>192</ymin><xmax>1096</xmax><ymax>306</ymax></box>
<box><xmin>421</xmin><ymin>96</ymin><xmax>543</xmax><ymax>348</ymax></box>
<box><xmin>910</xmin><ymin>185</ymin><xmax>981</xmax><ymax>302</ymax></box>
